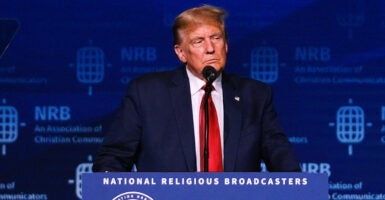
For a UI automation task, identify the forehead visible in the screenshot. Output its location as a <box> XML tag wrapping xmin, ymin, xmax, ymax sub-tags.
<box><xmin>179</xmin><ymin>22</ymin><xmax>223</xmax><ymax>39</ymax></box>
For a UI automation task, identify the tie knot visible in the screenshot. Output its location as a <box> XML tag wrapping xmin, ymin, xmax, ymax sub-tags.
<box><xmin>202</xmin><ymin>84</ymin><xmax>215</xmax><ymax>93</ymax></box>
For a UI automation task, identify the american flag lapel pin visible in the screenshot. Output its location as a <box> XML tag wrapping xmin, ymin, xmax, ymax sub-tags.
<box><xmin>234</xmin><ymin>96</ymin><xmax>240</xmax><ymax>102</ymax></box>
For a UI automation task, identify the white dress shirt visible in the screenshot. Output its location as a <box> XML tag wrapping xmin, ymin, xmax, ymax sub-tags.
<box><xmin>186</xmin><ymin>68</ymin><xmax>224</xmax><ymax>172</ymax></box>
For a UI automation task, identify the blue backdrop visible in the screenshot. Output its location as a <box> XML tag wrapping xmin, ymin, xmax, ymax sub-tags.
<box><xmin>1</xmin><ymin>0</ymin><xmax>385</xmax><ymax>199</ymax></box>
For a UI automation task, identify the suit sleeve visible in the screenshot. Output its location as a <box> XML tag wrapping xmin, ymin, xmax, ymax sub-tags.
<box><xmin>260</xmin><ymin>86</ymin><xmax>301</xmax><ymax>172</ymax></box>
<box><xmin>92</xmin><ymin>79</ymin><xmax>142</xmax><ymax>172</ymax></box>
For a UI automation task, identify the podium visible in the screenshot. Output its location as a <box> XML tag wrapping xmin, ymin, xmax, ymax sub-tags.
<box><xmin>83</xmin><ymin>172</ymin><xmax>328</xmax><ymax>200</ymax></box>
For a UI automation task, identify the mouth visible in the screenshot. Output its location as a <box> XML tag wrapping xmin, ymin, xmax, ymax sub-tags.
<box><xmin>204</xmin><ymin>59</ymin><xmax>219</xmax><ymax>65</ymax></box>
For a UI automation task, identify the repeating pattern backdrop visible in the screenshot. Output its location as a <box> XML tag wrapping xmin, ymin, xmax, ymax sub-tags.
<box><xmin>1</xmin><ymin>0</ymin><xmax>385</xmax><ymax>199</ymax></box>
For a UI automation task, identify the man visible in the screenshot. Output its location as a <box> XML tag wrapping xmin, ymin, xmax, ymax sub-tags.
<box><xmin>93</xmin><ymin>5</ymin><xmax>301</xmax><ymax>172</ymax></box>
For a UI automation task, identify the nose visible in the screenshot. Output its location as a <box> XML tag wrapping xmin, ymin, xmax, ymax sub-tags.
<box><xmin>205</xmin><ymin>40</ymin><xmax>215</xmax><ymax>54</ymax></box>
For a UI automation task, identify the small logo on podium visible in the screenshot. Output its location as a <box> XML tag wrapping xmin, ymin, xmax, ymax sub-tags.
<box><xmin>113</xmin><ymin>191</ymin><xmax>154</xmax><ymax>200</ymax></box>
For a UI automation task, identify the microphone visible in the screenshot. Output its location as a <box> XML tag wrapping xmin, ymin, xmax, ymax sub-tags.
<box><xmin>202</xmin><ymin>66</ymin><xmax>218</xmax><ymax>84</ymax></box>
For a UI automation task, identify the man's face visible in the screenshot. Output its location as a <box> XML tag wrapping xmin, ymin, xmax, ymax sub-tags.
<box><xmin>174</xmin><ymin>22</ymin><xmax>228</xmax><ymax>80</ymax></box>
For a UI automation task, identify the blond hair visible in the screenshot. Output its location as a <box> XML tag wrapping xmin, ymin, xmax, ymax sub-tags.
<box><xmin>172</xmin><ymin>5</ymin><xmax>228</xmax><ymax>45</ymax></box>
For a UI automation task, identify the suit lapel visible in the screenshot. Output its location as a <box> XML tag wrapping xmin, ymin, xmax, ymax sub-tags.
<box><xmin>222</xmin><ymin>74</ymin><xmax>242</xmax><ymax>171</ymax></box>
<box><xmin>169</xmin><ymin>67</ymin><xmax>197</xmax><ymax>171</ymax></box>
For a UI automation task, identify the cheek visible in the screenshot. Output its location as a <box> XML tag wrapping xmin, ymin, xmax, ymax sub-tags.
<box><xmin>185</xmin><ymin>49</ymin><xmax>201</xmax><ymax>61</ymax></box>
<box><xmin>191</xmin><ymin>49</ymin><xmax>207</xmax><ymax>60</ymax></box>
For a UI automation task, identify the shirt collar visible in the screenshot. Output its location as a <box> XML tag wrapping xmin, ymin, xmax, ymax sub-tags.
<box><xmin>186</xmin><ymin>67</ymin><xmax>222</xmax><ymax>96</ymax></box>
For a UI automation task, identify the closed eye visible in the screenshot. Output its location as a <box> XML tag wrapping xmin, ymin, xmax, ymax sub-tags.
<box><xmin>191</xmin><ymin>38</ymin><xmax>203</xmax><ymax>47</ymax></box>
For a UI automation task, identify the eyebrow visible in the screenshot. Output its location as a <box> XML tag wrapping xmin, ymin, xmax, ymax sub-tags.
<box><xmin>190</xmin><ymin>32</ymin><xmax>223</xmax><ymax>40</ymax></box>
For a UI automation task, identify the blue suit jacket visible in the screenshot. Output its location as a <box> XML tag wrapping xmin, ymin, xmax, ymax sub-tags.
<box><xmin>93</xmin><ymin>67</ymin><xmax>300</xmax><ymax>172</ymax></box>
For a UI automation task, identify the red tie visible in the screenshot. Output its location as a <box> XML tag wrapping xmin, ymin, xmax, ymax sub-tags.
<box><xmin>199</xmin><ymin>85</ymin><xmax>223</xmax><ymax>172</ymax></box>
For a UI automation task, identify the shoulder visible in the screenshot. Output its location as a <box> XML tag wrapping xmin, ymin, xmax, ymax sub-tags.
<box><xmin>133</xmin><ymin>69</ymin><xmax>176</xmax><ymax>84</ymax></box>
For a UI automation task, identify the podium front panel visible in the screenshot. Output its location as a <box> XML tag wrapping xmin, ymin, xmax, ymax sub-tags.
<box><xmin>83</xmin><ymin>172</ymin><xmax>328</xmax><ymax>200</ymax></box>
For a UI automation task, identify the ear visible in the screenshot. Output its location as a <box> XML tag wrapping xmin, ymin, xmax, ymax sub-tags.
<box><xmin>174</xmin><ymin>44</ymin><xmax>187</xmax><ymax>63</ymax></box>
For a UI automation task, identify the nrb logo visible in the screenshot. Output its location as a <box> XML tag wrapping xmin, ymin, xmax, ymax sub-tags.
<box><xmin>0</xmin><ymin>98</ymin><xmax>26</xmax><ymax>156</ymax></box>
<box><xmin>329</xmin><ymin>98</ymin><xmax>372</xmax><ymax>156</ymax></box>
<box><xmin>69</xmin><ymin>41</ymin><xmax>111</xmax><ymax>96</ymax></box>
<box><xmin>336</xmin><ymin>0</ymin><xmax>365</xmax><ymax>40</ymax></box>
<box><xmin>68</xmin><ymin>155</ymin><xmax>93</xmax><ymax>199</ymax></box>
<box><xmin>249</xmin><ymin>46</ymin><xmax>286</xmax><ymax>83</ymax></box>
